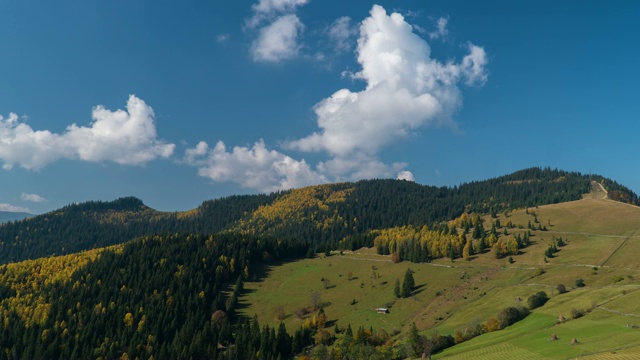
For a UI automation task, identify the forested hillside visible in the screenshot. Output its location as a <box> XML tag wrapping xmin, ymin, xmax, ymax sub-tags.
<box><xmin>0</xmin><ymin>167</ymin><xmax>638</xmax><ymax>359</ymax></box>
<box><xmin>0</xmin><ymin>232</ymin><xmax>307</xmax><ymax>359</ymax></box>
<box><xmin>0</xmin><ymin>167</ymin><xmax>636</xmax><ymax>265</ymax></box>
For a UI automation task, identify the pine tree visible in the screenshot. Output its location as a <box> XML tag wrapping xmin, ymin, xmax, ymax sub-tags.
<box><xmin>408</xmin><ymin>322</ymin><xmax>422</xmax><ymax>357</ymax></box>
<box><xmin>276</xmin><ymin>322</ymin><xmax>291</xmax><ymax>358</ymax></box>
<box><xmin>402</xmin><ymin>268</ymin><xmax>415</xmax><ymax>298</ymax></box>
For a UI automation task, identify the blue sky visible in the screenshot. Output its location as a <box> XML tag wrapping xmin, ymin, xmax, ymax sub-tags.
<box><xmin>1</xmin><ymin>1</ymin><xmax>639</xmax><ymax>214</ymax></box>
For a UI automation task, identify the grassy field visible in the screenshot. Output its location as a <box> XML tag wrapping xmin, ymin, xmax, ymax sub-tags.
<box><xmin>240</xmin><ymin>193</ymin><xmax>640</xmax><ymax>359</ymax></box>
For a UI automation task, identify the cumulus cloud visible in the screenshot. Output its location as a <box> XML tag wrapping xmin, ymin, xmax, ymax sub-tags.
<box><xmin>461</xmin><ymin>44</ymin><xmax>488</xmax><ymax>85</ymax></box>
<box><xmin>429</xmin><ymin>17</ymin><xmax>449</xmax><ymax>40</ymax></box>
<box><xmin>396</xmin><ymin>170</ymin><xmax>415</xmax><ymax>181</ymax></box>
<box><xmin>216</xmin><ymin>34</ymin><xmax>230</xmax><ymax>43</ymax></box>
<box><xmin>327</xmin><ymin>16</ymin><xmax>358</xmax><ymax>53</ymax></box>
<box><xmin>190</xmin><ymin>5</ymin><xmax>487</xmax><ymax>192</ymax></box>
<box><xmin>21</xmin><ymin>193</ymin><xmax>47</xmax><ymax>203</ymax></box>
<box><xmin>185</xmin><ymin>140</ymin><xmax>327</xmax><ymax>193</ymax></box>
<box><xmin>247</xmin><ymin>0</ymin><xmax>309</xmax><ymax>63</ymax></box>
<box><xmin>249</xmin><ymin>0</ymin><xmax>309</xmax><ymax>24</ymax></box>
<box><xmin>0</xmin><ymin>95</ymin><xmax>174</xmax><ymax>170</ymax></box>
<box><xmin>316</xmin><ymin>154</ymin><xmax>408</xmax><ymax>181</ymax></box>
<box><xmin>0</xmin><ymin>203</ymin><xmax>29</xmax><ymax>213</ymax></box>
<box><xmin>251</xmin><ymin>15</ymin><xmax>304</xmax><ymax>62</ymax></box>
<box><xmin>286</xmin><ymin>5</ymin><xmax>488</xmax><ymax>159</ymax></box>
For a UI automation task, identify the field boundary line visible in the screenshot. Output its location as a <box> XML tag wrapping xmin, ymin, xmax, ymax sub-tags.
<box><xmin>600</xmin><ymin>231</ymin><xmax>637</xmax><ymax>267</ymax></box>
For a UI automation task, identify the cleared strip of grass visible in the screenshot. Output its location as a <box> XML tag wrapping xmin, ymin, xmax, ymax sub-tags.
<box><xmin>436</xmin><ymin>305</ymin><xmax>640</xmax><ymax>359</ymax></box>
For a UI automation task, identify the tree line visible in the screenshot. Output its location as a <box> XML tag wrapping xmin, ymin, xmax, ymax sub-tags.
<box><xmin>0</xmin><ymin>167</ymin><xmax>631</xmax><ymax>265</ymax></box>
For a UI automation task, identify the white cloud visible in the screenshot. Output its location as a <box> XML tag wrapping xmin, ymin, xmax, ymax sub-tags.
<box><xmin>21</xmin><ymin>193</ymin><xmax>47</xmax><ymax>203</ymax></box>
<box><xmin>462</xmin><ymin>43</ymin><xmax>488</xmax><ymax>85</ymax></box>
<box><xmin>0</xmin><ymin>203</ymin><xmax>29</xmax><ymax>213</ymax></box>
<box><xmin>189</xmin><ymin>5</ymin><xmax>487</xmax><ymax>192</ymax></box>
<box><xmin>247</xmin><ymin>0</ymin><xmax>309</xmax><ymax>63</ymax></box>
<box><xmin>327</xmin><ymin>16</ymin><xmax>357</xmax><ymax>53</ymax></box>
<box><xmin>396</xmin><ymin>170</ymin><xmax>415</xmax><ymax>181</ymax></box>
<box><xmin>287</xmin><ymin>5</ymin><xmax>487</xmax><ymax>159</ymax></box>
<box><xmin>216</xmin><ymin>34</ymin><xmax>230</xmax><ymax>43</ymax></box>
<box><xmin>0</xmin><ymin>95</ymin><xmax>175</xmax><ymax>170</ymax></box>
<box><xmin>316</xmin><ymin>153</ymin><xmax>408</xmax><ymax>181</ymax></box>
<box><xmin>250</xmin><ymin>0</ymin><xmax>309</xmax><ymax>20</ymax></box>
<box><xmin>185</xmin><ymin>139</ymin><xmax>327</xmax><ymax>193</ymax></box>
<box><xmin>251</xmin><ymin>14</ymin><xmax>304</xmax><ymax>62</ymax></box>
<box><xmin>429</xmin><ymin>17</ymin><xmax>449</xmax><ymax>40</ymax></box>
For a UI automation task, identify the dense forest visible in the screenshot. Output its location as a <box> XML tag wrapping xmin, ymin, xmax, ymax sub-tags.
<box><xmin>0</xmin><ymin>232</ymin><xmax>310</xmax><ymax>359</ymax></box>
<box><xmin>0</xmin><ymin>167</ymin><xmax>636</xmax><ymax>265</ymax></box>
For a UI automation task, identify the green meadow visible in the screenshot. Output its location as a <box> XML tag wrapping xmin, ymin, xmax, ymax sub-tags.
<box><xmin>240</xmin><ymin>194</ymin><xmax>640</xmax><ymax>358</ymax></box>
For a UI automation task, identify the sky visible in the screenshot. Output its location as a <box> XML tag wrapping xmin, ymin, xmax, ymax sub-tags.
<box><xmin>1</xmin><ymin>0</ymin><xmax>639</xmax><ymax>214</ymax></box>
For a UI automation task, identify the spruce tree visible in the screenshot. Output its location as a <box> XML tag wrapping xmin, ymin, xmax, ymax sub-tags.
<box><xmin>402</xmin><ymin>268</ymin><xmax>415</xmax><ymax>298</ymax></box>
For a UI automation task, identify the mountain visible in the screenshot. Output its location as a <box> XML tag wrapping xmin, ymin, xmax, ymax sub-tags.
<box><xmin>0</xmin><ymin>167</ymin><xmax>638</xmax><ymax>359</ymax></box>
<box><xmin>0</xmin><ymin>167</ymin><xmax>636</xmax><ymax>265</ymax></box>
<box><xmin>0</xmin><ymin>211</ymin><xmax>32</xmax><ymax>224</ymax></box>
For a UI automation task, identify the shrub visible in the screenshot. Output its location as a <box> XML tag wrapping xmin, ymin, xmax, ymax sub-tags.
<box><xmin>575</xmin><ymin>278</ymin><xmax>585</xmax><ymax>288</ymax></box>
<box><xmin>432</xmin><ymin>334</ymin><xmax>455</xmax><ymax>354</ymax></box>
<box><xmin>497</xmin><ymin>306</ymin><xmax>529</xmax><ymax>328</ymax></box>
<box><xmin>533</xmin><ymin>268</ymin><xmax>546</xmax><ymax>277</ymax></box>
<box><xmin>484</xmin><ymin>317</ymin><xmax>501</xmax><ymax>332</ymax></box>
<box><xmin>527</xmin><ymin>291</ymin><xmax>549</xmax><ymax>310</ymax></box>
<box><xmin>556</xmin><ymin>284</ymin><xmax>567</xmax><ymax>294</ymax></box>
<box><xmin>570</xmin><ymin>308</ymin><xmax>584</xmax><ymax>319</ymax></box>
<box><xmin>498</xmin><ymin>306</ymin><xmax>529</xmax><ymax>329</ymax></box>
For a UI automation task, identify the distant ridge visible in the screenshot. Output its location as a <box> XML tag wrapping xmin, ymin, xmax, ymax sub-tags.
<box><xmin>0</xmin><ymin>211</ymin><xmax>32</xmax><ymax>224</ymax></box>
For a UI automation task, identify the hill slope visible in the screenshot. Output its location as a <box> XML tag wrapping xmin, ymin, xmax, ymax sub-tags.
<box><xmin>0</xmin><ymin>167</ymin><xmax>636</xmax><ymax>265</ymax></box>
<box><xmin>238</xmin><ymin>188</ymin><xmax>640</xmax><ymax>359</ymax></box>
<box><xmin>0</xmin><ymin>169</ymin><xmax>638</xmax><ymax>358</ymax></box>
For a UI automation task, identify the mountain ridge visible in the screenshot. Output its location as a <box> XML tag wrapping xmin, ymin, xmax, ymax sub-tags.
<box><xmin>0</xmin><ymin>167</ymin><xmax>636</xmax><ymax>265</ymax></box>
<box><xmin>0</xmin><ymin>167</ymin><xmax>639</xmax><ymax>359</ymax></box>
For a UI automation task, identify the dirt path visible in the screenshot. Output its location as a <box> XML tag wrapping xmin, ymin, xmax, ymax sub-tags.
<box><xmin>592</xmin><ymin>181</ymin><xmax>608</xmax><ymax>200</ymax></box>
<box><xmin>597</xmin><ymin>307</ymin><xmax>640</xmax><ymax>318</ymax></box>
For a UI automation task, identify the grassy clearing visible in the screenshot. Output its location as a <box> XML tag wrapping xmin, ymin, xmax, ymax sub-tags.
<box><xmin>241</xmin><ymin>195</ymin><xmax>640</xmax><ymax>358</ymax></box>
<box><xmin>241</xmin><ymin>253</ymin><xmax>471</xmax><ymax>333</ymax></box>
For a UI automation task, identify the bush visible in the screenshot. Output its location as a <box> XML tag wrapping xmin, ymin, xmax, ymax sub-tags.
<box><xmin>556</xmin><ymin>284</ymin><xmax>567</xmax><ymax>294</ymax></box>
<box><xmin>575</xmin><ymin>278</ymin><xmax>585</xmax><ymax>288</ymax></box>
<box><xmin>533</xmin><ymin>268</ymin><xmax>546</xmax><ymax>277</ymax></box>
<box><xmin>432</xmin><ymin>334</ymin><xmax>455</xmax><ymax>354</ymax></box>
<box><xmin>527</xmin><ymin>291</ymin><xmax>549</xmax><ymax>310</ymax></box>
<box><xmin>570</xmin><ymin>308</ymin><xmax>585</xmax><ymax>319</ymax></box>
<box><xmin>497</xmin><ymin>306</ymin><xmax>529</xmax><ymax>328</ymax></box>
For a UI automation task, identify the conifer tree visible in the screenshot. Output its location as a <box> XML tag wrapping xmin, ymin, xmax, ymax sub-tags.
<box><xmin>402</xmin><ymin>268</ymin><xmax>415</xmax><ymax>298</ymax></box>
